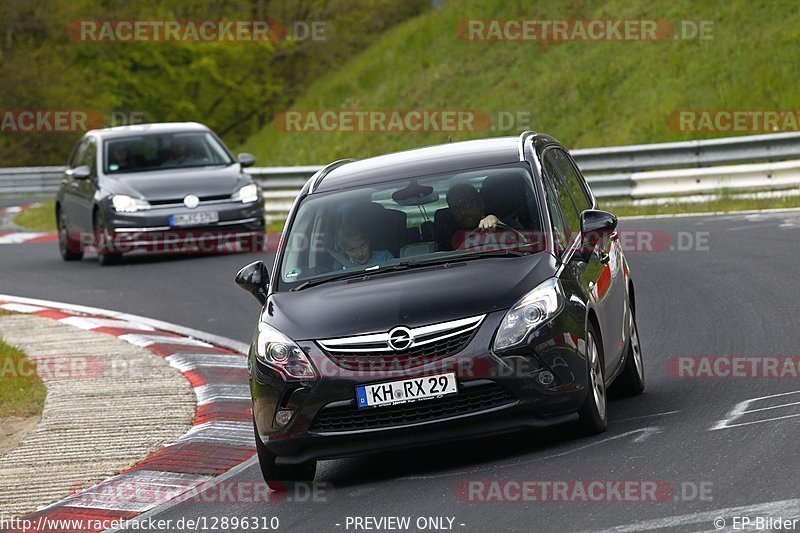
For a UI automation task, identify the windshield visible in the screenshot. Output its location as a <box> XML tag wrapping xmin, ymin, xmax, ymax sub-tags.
<box><xmin>276</xmin><ymin>163</ymin><xmax>545</xmax><ymax>290</ymax></box>
<box><xmin>103</xmin><ymin>132</ymin><xmax>234</xmax><ymax>174</ymax></box>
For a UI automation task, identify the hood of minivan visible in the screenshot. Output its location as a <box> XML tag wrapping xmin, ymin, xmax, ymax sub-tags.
<box><xmin>264</xmin><ymin>253</ymin><xmax>559</xmax><ymax>341</ymax></box>
<box><xmin>102</xmin><ymin>165</ymin><xmax>248</xmax><ymax>201</ymax></box>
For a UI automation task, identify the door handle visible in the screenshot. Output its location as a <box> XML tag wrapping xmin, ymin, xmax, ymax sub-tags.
<box><xmin>70</xmin><ymin>182</ymin><xmax>80</xmax><ymax>189</ymax></box>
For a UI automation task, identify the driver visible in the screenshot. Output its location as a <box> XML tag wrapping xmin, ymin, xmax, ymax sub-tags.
<box><xmin>443</xmin><ymin>183</ymin><xmax>525</xmax><ymax>248</ymax></box>
<box><xmin>446</xmin><ymin>183</ymin><xmax>506</xmax><ymax>230</ymax></box>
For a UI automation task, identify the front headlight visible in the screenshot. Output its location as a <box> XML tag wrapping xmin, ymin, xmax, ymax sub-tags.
<box><xmin>111</xmin><ymin>195</ymin><xmax>151</xmax><ymax>213</ymax></box>
<box><xmin>233</xmin><ymin>183</ymin><xmax>259</xmax><ymax>204</ymax></box>
<box><xmin>493</xmin><ymin>278</ymin><xmax>564</xmax><ymax>351</ymax></box>
<box><xmin>255</xmin><ymin>322</ymin><xmax>316</xmax><ymax>380</ymax></box>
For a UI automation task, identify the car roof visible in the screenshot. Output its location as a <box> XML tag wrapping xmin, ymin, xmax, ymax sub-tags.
<box><xmin>87</xmin><ymin>122</ymin><xmax>211</xmax><ymax>139</ymax></box>
<box><xmin>314</xmin><ymin>136</ymin><xmax>525</xmax><ymax>193</ymax></box>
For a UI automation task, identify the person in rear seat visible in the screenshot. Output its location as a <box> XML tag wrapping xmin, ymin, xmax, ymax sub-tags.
<box><xmin>334</xmin><ymin>225</ymin><xmax>394</xmax><ymax>269</ymax></box>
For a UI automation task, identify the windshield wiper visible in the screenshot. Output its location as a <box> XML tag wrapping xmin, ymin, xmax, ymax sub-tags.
<box><xmin>291</xmin><ymin>270</ymin><xmax>380</xmax><ymax>291</ymax></box>
<box><xmin>291</xmin><ymin>250</ymin><xmax>531</xmax><ymax>291</ymax></box>
<box><xmin>291</xmin><ymin>262</ymin><xmax>436</xmax><ymax>291</ymax></box>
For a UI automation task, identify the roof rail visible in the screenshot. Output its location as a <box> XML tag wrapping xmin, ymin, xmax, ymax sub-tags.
<box><xmin>517</xmin><ymin>131</ymin><xmax>537</xmax><ymax>161</ymax></box>
<box><xmin>309</xmin><ymin>159</ymin><xmax>355</xmax><ymax>193</ymax></box>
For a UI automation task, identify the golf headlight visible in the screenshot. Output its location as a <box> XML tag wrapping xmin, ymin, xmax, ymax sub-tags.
<box><xmin>255</xmin><ymin>322</ymin><xmax>316</xmax><ymax>380</ymax></box>
<box><xmin>111</xmin><ymin>195</ymin><xmax>151</xmax><ymax>213</ymax></box>
<box><xmin>494</xmin><ymin>278</ymin><xmax>564</xmax><ymax>351</ymax></box>
<box><xmin>233</xmin><ymin>183</ymin><xmax>259</xmax><ymax>204</ymax></box>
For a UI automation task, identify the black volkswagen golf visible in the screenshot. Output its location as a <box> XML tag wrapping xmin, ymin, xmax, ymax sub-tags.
<box><xmin>236</xmin><ymin>132</ymin><xmax>645</xmax><ymax>488</ymax></box>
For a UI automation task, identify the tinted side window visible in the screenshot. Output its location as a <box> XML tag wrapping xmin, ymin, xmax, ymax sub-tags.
<box><xmin>83</xmin><ymin>139</ymin><xmax>98</xmax><ymax>175</ymax></box>
<box><xmin>543</xmin><ymin>150</ymin><xmax>581</xmax><ymax>238</ymax></box>
<box><xmin>541</xmin><ymin>156</ymin><xmax>570</xmax><ymax>253</ymax></box>
<box><xmin>69</xmin><ymin>139</ymin><xmax>88</xmax><ymax>168</ymax></box>
<box><xmin>551</xmin><ymin>148</ymin><xmax>592</xmax><ymax>212</ymax></box>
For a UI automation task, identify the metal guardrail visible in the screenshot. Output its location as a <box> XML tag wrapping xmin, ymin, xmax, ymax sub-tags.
<box><xmin>2</xmin><ymin>132</ymin><xmax>800</xmax><ymax>214</ymax></box>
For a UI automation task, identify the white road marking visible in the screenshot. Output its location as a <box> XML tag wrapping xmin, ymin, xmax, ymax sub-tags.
<box><xmin>0</xmin><ymin>232</ymin><xmax>48</xmax><ymax>244</ymax></box>
<box><xmin>1</xmin><ymin>302</ymin><xmax>47</xmax><ymax>313</ymax></box>
<box><xmin>615</xmin><ymin>410</ymin><xmax>680</xmax><ymax>423</ymax></box>
<box><xmin>119</xmin><ymin>333</ymin><xmax>213</xmax><ymax>348</ymax></box>
<box><xmin>59</xmin><ymin>315</ymin><xmax>157</xmax><ymax>332</ymax></box>
<box><xmin>711</xmin><ymin>390</ymin><xmax>800</xmax><ymax>430</ymax></box>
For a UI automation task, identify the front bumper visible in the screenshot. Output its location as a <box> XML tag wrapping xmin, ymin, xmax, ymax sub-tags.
<box><xmin>251</xmin><ymin>309</ymin><xmax>591</xmax><ymax>464</ymax></box>
<box><xmin>102</xmin><ymin>201</ymin><xmax>265</xmax><ymax>253</ymax></box>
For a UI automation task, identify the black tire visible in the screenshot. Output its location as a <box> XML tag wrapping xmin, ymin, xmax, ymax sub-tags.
<box><xmin>612</xmin><ymin>306</ymin><xmax>645</xmax><ymax>397</ymax></box>
<box><xmin>93</xmin><ymin>211</ymin><xmax>121</xmax><ymax>266</ymax></box>
<box><xmin>57</xmin><ymin>208</ymin><xmax>83</xmax><ymax>261</ymax></box>
<box><xmin>565</xmin><ymin>324</ymin><xmax>608</xmax><ymax>437</ymax></box>
<box><xmin>254</xmin><ymin>420</ymin><xmax>316</xmax><ymax>491</ymax></box>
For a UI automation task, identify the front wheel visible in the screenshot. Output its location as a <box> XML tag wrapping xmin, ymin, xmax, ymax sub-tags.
<box><xmin>94</xmin><ymin>211</ymin><xmax>121</xmax><ymax>266</ymax></box>
<box><xmin>612</xmin><ymin>307</ymin><xmax>645</xmax><ymax>397</ymax></box>
<box><xmin>254</xmin><ymin>422</ymin><xmax>316</xmax><ymax>491</ymax></box>
<box><xmin>565</xmin><ymin>325</ymin><xmax>608</xmax><ymax>437</ymax></box>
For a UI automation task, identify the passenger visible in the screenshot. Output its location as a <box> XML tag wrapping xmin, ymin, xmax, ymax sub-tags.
<box><xmin>335</xmin><ymin>226</ymin><xmax>394</xmax><ymax>269</ymax></box>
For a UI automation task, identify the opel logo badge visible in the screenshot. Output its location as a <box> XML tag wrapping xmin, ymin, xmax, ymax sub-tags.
<box><xmin>184</xmin><ymin>194</ymin><xmax>200</xmax><ymax>209</ymax></box>
<box><xmin>388</xmin><ymin>326</ymin><xmax>413</xmax><ymax>351</ymax></box>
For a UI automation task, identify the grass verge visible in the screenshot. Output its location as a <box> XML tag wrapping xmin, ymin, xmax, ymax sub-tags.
<box><xmin>605</xmin><ymin>195</ymin><xmax>800</xmax><ymax>217</ymax></box>
<box><xmin>0</xmin><ymin>337</ymin><xmax>47</xmax><ymax>418</ymax></box>
<box><xmin>13</xmin><ymin>201</ymin><xmax>56</xmax><ymax>231</ymax></box>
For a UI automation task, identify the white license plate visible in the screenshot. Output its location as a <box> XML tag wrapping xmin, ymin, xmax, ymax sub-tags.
<box><xmin>356</xmin><ymin>372</ymin><xmax>457</xmax><ymax>409</ymax></box>
<box><xmin>170</xmin><ymin>211</ymin><xmax>219</xmax><ymax>227</ymax></box>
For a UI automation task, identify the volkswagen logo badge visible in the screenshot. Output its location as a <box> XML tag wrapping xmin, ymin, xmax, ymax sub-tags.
<box><xmin>388</xmin><ymin>326</ymin><xmax>413</xmax><ymax>351</ymax></box>
<box><xmin>183</xmin><ymin>194</ymin><xmax>200</xmax><ymax>209</ymax></box>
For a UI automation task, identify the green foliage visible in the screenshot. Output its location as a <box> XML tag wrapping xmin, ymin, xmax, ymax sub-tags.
<box><xmin>0</xmin><ymin>0</ymin><xmax>425</xmax><ymax>165</ymax></box>
<box><xmin>240</xmin><ymin>0</ymin><xmax>800</xmax><ymax>164</ymax></box>
<box><xmin>12</xmin><ymin>201</ymin><xmax>55</xmax><ymax>231</ymax></box>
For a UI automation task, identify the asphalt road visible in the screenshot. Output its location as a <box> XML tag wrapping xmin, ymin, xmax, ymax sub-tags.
<box><xmin>3</xmin><ymin>209</ymin><xmax>800</xmax><ymax>532</ymax></box>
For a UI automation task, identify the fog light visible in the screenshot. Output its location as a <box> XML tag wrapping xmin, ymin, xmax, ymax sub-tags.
<box><xmin>275</xmin><ymin>409</ymin><xmax>293</xmax><ymax>427</ymax></box>
<box><xmin>537</xmin><ymin>370</ymin><xmax>555</xmax><ymax>386</ymax></box>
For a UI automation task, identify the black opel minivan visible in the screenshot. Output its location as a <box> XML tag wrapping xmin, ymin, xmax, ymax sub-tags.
<box><xmin>236</xmin><ymin>132</ymin><xmax>645</xmax><ymax>487</ymax></box>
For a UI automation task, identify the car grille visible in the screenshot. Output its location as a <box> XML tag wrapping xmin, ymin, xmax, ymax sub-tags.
<box><xmin>309</xmin><ymin>381</ymin><xmax>516</xmax><ymax>433</ymax></box>
<box><xmin>149</xmin><ymin>194</ymin><xmax>233</xmax><ymax>207</ymax></box>
<box><xmin>318</xmin><ymin>315</ymin><xmax>484</xmax><ymax>371</ymax></box>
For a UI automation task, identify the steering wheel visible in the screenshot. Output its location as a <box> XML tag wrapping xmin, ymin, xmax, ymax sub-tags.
<box><xmin>493</xmin><ymin>221</ymin><xmax>531</xmax><ymax>246</ymax></box>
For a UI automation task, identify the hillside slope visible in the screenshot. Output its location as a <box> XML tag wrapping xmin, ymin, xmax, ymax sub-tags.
<box><xmin>240</xmin><ymin>0</ymin><xmax>800</xmax><ymax>164</ymax></box>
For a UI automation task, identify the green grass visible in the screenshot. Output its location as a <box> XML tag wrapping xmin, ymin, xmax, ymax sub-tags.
<box><xmin>13</xmin><ymin>201</ymin><xmax>56</xmax><ymax>232</ymax></box>
<box><xmin>606</xmin><ymin>195</ymin><xmax>800</xmax><ymax>217</ymax></box>
<box><xmin>0</xmin><ymin>338</ymin><xmax>47</xmax><ymax>418</ymax></box>
<box><xmin>239</xmin><ymin>0</ymin><xmax>800</xmax><ymax>165</ymax></box>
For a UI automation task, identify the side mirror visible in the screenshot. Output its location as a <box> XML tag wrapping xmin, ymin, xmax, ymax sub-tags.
<box><xmin>237</xmin><ymin>153</ymin><xmax>256</xmax><ymax>168</ymax></box>
<box><xmin>580</xmin><ymin>209</ymin><xmax>618</xmax><ymax>257</ymax></box>
<box><xmin>235</xmin><ymin>261</ymin><xmax>270</xmax><ymax>305</ymax></box>
<box><xmin>68</xmin><ymin>165</ymin><xmax>91</xmax><ymax>180</ymax></box>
